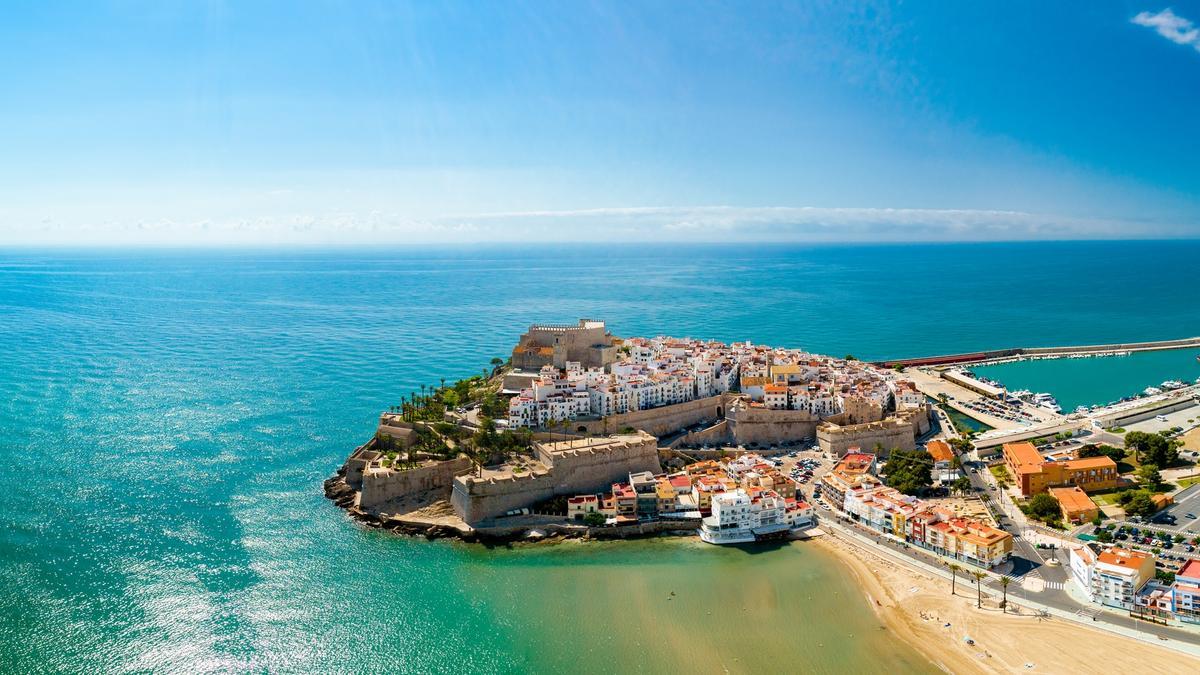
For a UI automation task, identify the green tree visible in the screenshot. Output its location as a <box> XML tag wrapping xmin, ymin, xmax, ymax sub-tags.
<box><xmin>1078</xmin><ymin>444</ymin><xmax>1126</xmax><ymax>463</ymax></box>
<box><xmin>880</xmin><ymin>448</ymin><xmax>934</xmax><ymax>496</ymax></box>
<box><xmin>1126</xmin><ymin>431</ymin><xmax>1180</xmax><ymax>467</ymax></box>
<box><xmin>973</xmin><ymin>571</ymin><xmax>986</xmax><ymax>608</ymax></box>
<box><xmin>1137</xmin><ymin>464</ymin><xmax>1163</xmax><ymax>490</ymax></box>
<box><xmin>999</xmin><ymin>576</ymin><xmax>1012</xmax><ymax>613</ymax></box>
<box><xmin>583</xmin><ymin>511</ymin><xmax>606</xmax><ymax>526</ymax></box>
<box><xmin>952</xmin><ymin>476</ymin><xmax>973</xmax><ymax>496</ymax></box>
<box><xmin>1027</xmin><ymin>492</ymin><xmax>1061</xmax><ymax>520</ymax></box>
<box><xmin>1124</xmin><ymin>492</ymin><xmax>1157</xmax><ymax>519</ymax></box>
<box><xmin>948</xmin><ymin>437</ymin><xmax>974</xmax><ymax>454</ymax></box>
<box><xmin>1096</xmin><ymin>529</ymin><xmax>1113</xmax><ymax>543</ymax></box>
<box><xmin>948</xmin><ymin>563</ymin><xmax>961</xmax><ymax>595</ymax></box>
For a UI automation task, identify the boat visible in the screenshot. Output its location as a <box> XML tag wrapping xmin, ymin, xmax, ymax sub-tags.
<box><xmin>1144</xmin><ymin>386</ymin><xmax>1163</xmax><ymax>396</ymax></box>
<box><xmin>1161</xmin><ymin>380</ymin><xmax>1186</xmax><ymax>390</ymax></box>
<box><xmin>1030</xmin><ymin>392</ymin><xmax>1061</xmax><ymax>414</ymax></box>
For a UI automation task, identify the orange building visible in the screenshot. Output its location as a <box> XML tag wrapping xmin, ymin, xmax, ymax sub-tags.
<box><xmin>926</xmin><ymin>439</ymin><xmax>954</xmax><ymax>463</ymax></box>
<box><xmin>1003</xmin><ymin>442</ymin><xmax>1118</xmax><ymax>497</ymax></box>
<box><xmin>1049</xmin><ymin>485</ymin><xmax>1099</xmax><ymax>524</ymax></box>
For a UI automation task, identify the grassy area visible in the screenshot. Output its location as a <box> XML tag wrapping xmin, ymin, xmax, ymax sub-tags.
<box><xmin>1177</xmin><ymin>474</ymin><xmax>1200</xmax><ymax>489</ymax></box>
<box><xmin>1090</xmin><ymin>490</ymin><xmax>1126</xmax><ymax>506</ymax></box>
<box><xmin>989</xmin><ymin>464</ymin><xmax>1011</xmax><ymax>485</ymax></box>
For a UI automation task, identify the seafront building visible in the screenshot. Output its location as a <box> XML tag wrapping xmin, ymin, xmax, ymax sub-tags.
<box><xmin>1002</xmin><ymin>441</ymin><xmax>1119</xmax><ymax>497</ymax></box>
<box><xmin>698</xmin><ymin>488</ymin><xmax>813</xmax><ymax>544</ymax></box>
<box><xmin>1071</xmin><ymin>546</ymin><xmax>1155</xmax><ymax>610</ymax></box>
<box><xmin>567</xmin><ymin>452</ymin><xmax>812</xmax><ymax>543</ymax></box>
<box><xmin>821</xmin><ymin>452</ymin><xmax>1012</xmax><ymax>569</ymax></box>
<box><xmin>1068</xmin><ymin>545</ymin><xmax>1200</xmax><ymax>625</ymax></box>
<box><xmin>925</xmin><ymin>439</ymin><xmax>960</xmax><ymax>483</ymax></box>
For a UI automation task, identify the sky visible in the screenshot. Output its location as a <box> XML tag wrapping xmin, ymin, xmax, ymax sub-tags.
<box><xmin>2</xmin><ymin>1</ymin><xmax>1200</xmax><ymax>245</ymax></box>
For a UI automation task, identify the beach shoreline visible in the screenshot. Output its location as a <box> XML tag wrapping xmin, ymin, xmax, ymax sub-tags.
<box><xmin>812</xmin><ymin>534</ymin><xmax>1199</xmax><ymax>674</ymax></box>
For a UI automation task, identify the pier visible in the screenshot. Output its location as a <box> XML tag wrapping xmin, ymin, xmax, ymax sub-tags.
<box><xmin>877</xmin><ymin>336</ymin><xmax>1200</xmax><ymax>368</ymax></box>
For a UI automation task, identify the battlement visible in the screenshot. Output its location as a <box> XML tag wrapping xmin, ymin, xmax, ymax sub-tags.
<box><xmin>450</xmin><ymin>431</ymin><xmax>661</xmax><ymax>523</ymax></box>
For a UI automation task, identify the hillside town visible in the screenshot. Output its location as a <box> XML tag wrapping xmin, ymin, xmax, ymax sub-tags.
<box><xmin>506</xmin><ymin>328</ymin><xmax>909</xmax><ymax>428</ymax></box>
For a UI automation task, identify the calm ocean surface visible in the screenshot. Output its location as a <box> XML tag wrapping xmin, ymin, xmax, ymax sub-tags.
<box><xmin>3</xmin><ymin>241</ymin><xmax>1200</xmax><ymax>673</ymax></box>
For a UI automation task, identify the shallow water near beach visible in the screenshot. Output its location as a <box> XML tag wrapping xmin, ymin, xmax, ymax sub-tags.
<box><xmin>4</xmin><ymin>242</ymin><xmax>1200</xmax><ymax>672</ymax></box>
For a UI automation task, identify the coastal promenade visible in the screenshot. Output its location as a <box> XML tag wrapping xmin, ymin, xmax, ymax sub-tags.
<box><xmin>820</xmin><ymin>514</ymin><xmax>1200</xmax><ymax>659</ymax></box>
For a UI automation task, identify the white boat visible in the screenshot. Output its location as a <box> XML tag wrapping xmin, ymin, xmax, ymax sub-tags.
<box><xmin>1030</xmin><ymin>392</ymin><xmax>1061</xmax><ymax>414</ymax></box>
<box><xmin>1144</xmin><ymin>386</ymin><xmax>1163</xmax><ymax>396</ymax></box>
<box><xmin>1161</xmin><ymin>380</ymin><xmax>1186</xmax><ymax>390</ymax></box>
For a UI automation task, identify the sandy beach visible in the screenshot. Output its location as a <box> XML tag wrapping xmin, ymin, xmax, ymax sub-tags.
<box><xmin>814</xmin><ymin>535</ymin><xmax>1200</xmax><ymax>674</ymax></box>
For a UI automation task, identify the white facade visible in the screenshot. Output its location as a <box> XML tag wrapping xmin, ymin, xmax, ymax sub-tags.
<box><xmin>698</xmin><ymin>489</ymin><xmax>809</xmax><ymax>545</ymax></box>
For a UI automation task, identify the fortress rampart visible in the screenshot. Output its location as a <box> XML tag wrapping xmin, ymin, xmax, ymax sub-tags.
<box><xmin>816</xmin><ymin>405</ymin><xmax>930</xmax><ymax>457</ymax></box>
<box><xmin>724</xmin><ymin>405</ymin><xmax>819</xmax><ymax>445</ymax></box>
<box><xmin>359</xmin><ymin>457</ymin><xmax>472</xmax><ymax>511</ymax></box>
<box><xmin>451</xmin><ymin>432</ymin><xmax>661</xmax><ymax>524</ymax></box>
<box><xmin>571</xmin><ymin>395</ymin><xmax>726</xmax><ymax>437</ymax></box>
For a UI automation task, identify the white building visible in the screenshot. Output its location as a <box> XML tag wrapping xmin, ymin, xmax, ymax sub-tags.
<box><xmin>698</xmin><ymin>489</ymin><xmax>811</xmax><ymax>545</ymax></box>
<box><xmin>1071</xmin><ymin>546</ymin><xmax>1155</xmax><ymax>610</ymax></box>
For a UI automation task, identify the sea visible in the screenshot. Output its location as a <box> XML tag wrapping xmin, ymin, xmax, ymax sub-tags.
<box><xmin>4</xmin><ymin>240</ymin><xmax>1200</xmax><ymax>673</ymax></box>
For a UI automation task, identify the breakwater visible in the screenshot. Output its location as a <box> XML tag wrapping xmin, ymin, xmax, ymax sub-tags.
<box><xmin>878</xmin><ymin>336</ymin><xmax>1200</xmax><ymax>368</ymax></box>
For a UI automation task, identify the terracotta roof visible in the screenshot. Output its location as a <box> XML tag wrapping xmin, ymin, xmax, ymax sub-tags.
<box><xmin>1003</xmin><ymin>442</ymin><xmax>1043</xmax><ymax>473</ymax></box>
<box><xmin>1058</xmin><ymin>456</ymin><xmax>1117</xmax><ymax>471</ymax></box>
<box><xmin>1097</xmin><ymin>547</ymin><xmax>1151</xmax><ymax>567</ymax></box>
<box><xmin>1178</xmin><ymin>559</ymin><xmax>1200</xmax><ymax>581</ymax></box>
<box><xmin>1048</xmin><ymin>486</ymin><xmax>1095</xmax><ymax>514</ymax></box>
<box><xmin>926</xmin><ymin>440</ymin><xmax>954</xmax><ymax>463</ymax></box>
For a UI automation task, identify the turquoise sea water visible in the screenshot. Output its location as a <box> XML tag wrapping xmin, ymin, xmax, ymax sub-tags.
<box><xmin>973</xmin><ymin>348</ymin><xmax>1200</xmax><ymax>412</ymax></box>
<box><xmin>4</xmin><ymin>241</ymin><xmax>1200</xmax><ymax>672</ymax></box>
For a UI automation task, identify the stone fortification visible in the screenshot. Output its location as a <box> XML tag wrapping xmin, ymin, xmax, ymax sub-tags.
<box><xmin>344</xmin><ymin>444</ymin><xmax>383</xmax><ymax>487</ymax></box>
<box><xmin>816</xmin><ymin>405</ymin><xmax>930</xmax><ymax>457</ymax></box>
<box><xmin>570</xmin><ymin>395</ymin><xmax>726</xmax><ymax>437</ymax></box>
<box><xmin>510</xmin><ymin>319</ymin><xmax>617</xmax><ymax>370</ymax></box>
<box><xmin>451</xmin><ymin>432</ymin><xmax>660</xmax><ymax>524</ymax></box>
<box><xmin>724</xmin><ymin>403</ymin><xmax>819</xmax><ymax>446</ymax></box>
<box><xmin>359</xmin><ymin>457</ymin><xmax>473</xmax><ymax>511</ymax></box>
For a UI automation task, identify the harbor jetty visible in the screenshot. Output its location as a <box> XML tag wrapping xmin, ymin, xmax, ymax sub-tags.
<box><xmin>877</xmin><ymin>335</ymin><xmax>1200</xmax><ymax>368</ymax></box>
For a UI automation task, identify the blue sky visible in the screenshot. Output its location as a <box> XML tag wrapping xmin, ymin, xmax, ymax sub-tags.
<box><xmin>2</xmin><ymin>1</ymin><xmax>1200</xmax><ymax>244</ymax></box>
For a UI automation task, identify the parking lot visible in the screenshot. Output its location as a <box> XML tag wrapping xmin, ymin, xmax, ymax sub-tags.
<box><xmin>1123</xmin><ymin>401</ymin><xmax>1200</xmax><ymax>435</ymax></box>
<box><xmin>1153</xmin><ymin>483</ymin><xmax>1200</xmax><ymax>534</ymax></box>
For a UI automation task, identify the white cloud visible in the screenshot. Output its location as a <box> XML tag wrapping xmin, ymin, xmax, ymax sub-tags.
<box><xmin>1132</xmin><ymin>8</ymin><xmax>1200</xmax><ymax>50</ymax></box>
<box><xmin>433</xmin><ymin>205</ymin><xmax>1162</xmax><ymax>242</ymax></box>
<box><xmin>0</xmin><ymin>205</ymin><xmax>1183</xmax><ymax>246</ymax></box>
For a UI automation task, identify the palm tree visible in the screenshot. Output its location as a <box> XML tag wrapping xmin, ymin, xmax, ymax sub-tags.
<box><xmin>948</xmin><ymin>563</ymin><xmax>961</xmax><ymax>595</ymax></box>
<box><xmin>999</xmin><ymin>576</ymin><xmax>1012</xmax><ymax>613</ymax></box>
<box><xmin>973</xmin><ymin>571</ymin><xmax>986</xmax><ymax>608</ymax></box>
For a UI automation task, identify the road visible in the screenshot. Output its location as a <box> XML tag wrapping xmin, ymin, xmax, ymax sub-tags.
<box><xmin>1144</xmin><ymin>483</ymin><xmax>1200</xmax><ymax>535</ymax></box>
<box><xmin>820</xmin><ymin>508</ymin><xmax>1200</xmax><ymax>647</ymax></box>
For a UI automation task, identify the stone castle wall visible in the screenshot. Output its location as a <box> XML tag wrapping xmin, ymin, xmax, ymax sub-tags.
<box><xmin>451</xmin><ymin>434</ymin><xmax>661</xmax><ymax>524</ymax></box>
<box><xmin>816</xmin><ymin>406</ymin><xmax>930</xmax><ymax>457</ymax></box>
<box><xmin>359</xmin><ymin>457</ymin><xmax>472</xmax><ymax>511</ymax></box>
<box><xmin>571</xmin><ymin>395</ymin><xmax>726</xmax><ymax>438</ymax></box>
<box><xmin>674</xmin><ymin>420</ymin><xmax>730</xmax><ymax>448</ymax></box>
<box><xmin>725</xmin><ymin>405</ymin><xmax>819</xmax><ymax>445</ymax></box>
